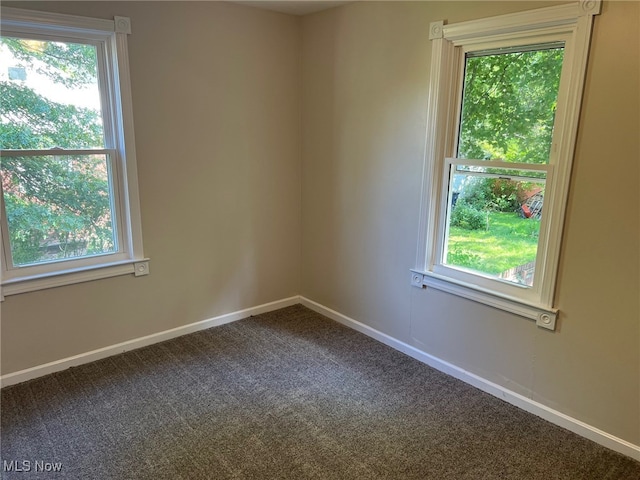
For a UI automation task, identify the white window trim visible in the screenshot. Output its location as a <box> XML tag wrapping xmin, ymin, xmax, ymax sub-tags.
<box><xmin>0</xmin><ymin>7</ymin><xmax>148</xmax><ymax>299</ymax></box>
<box><xmin>413</xmin><ymin>1</ymin><xmax>601</xmax><ymax>330</ymax></box>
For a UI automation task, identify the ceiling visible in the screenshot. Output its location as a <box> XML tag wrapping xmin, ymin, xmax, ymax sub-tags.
<box><xmin>234</xmin><ymin>1</ymin><xmax>354</xmax><ymax>16</ymax></box>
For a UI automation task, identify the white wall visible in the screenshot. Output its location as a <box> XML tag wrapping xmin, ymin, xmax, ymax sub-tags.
<box><xmin>300</xmin><ymin>0</ymin><xmax>639</xmax><ymax>446</ymax></box>
<box><xmin>1</xmin><ymin>1</ymin><xmax>301</xmax><ymax>374</ymax></box>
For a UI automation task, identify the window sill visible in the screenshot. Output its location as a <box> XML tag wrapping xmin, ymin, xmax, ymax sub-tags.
<box><xmin>1</xmin><ymin>259</ymin><xmax>149</xmax><ymax>299</ymax></box>
<box><xmin>410</xmin><ymin>269</ymin><xmax>558</xmax><ymax>330</ymax></box>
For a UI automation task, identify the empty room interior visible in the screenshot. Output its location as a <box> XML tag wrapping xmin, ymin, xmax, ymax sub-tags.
<box><xmin>0</xmin><ymin>0</ymin><xmax>639</xmax><ymax>478</ymax></box>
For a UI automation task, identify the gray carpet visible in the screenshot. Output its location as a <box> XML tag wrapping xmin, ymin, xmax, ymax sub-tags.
<box><xmin>1</xmin><ymin>304</ymin><xmax>639</xmax><ymax>479</ymax></box>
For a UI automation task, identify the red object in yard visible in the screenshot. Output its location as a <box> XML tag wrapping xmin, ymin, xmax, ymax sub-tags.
<box><xmin>521</xmin><ymin>204</ymin><xmax>532</xmax><ymax>218</ymax></box>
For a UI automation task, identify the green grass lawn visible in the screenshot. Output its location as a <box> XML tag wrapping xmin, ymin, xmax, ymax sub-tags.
<box><xmin>446</xmin><ymin>211</ymin><xmax>540</xmax><ymax>275</ymax></box>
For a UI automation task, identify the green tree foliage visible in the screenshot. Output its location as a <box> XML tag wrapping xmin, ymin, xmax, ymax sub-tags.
<box><xmin>458</xmin><ymin>47</ymin><xmax>564</xmax><ymax>164</ymax></box>
<box><xmin>0</xmin><ymin>37</ymin><xmax>114</xmax><ymax>266</ymax></box>
<box><xmin>1</xmin><ymin>83</ymin><xmax>103</xmax><ymax>149</ymax></box>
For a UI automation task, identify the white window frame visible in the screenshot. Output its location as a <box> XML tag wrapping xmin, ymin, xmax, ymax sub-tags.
<box><xmin>412</xmin><ymin>1</ymin><xmax>601</xmax><ymax>330</ymax></box>
<box><xmin>0</xmin><ymin>8</ymin><xmax>148</xmax><ymax>299</ymax></box>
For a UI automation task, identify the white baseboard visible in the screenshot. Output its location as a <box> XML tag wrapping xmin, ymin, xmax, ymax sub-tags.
<box><xmin>299</xmin><ymin>296</ymin><xmax>640</xmax><ymax>462</ymax></box>
<box><xmin>0</xmin><ymin>296</ymin><xmax>301</xmax><ymax>388</ymax></box>
<box><xmin>3</xmin><ymin>294</ymin><xmax>638</xmax><ymax>462</ymax></box>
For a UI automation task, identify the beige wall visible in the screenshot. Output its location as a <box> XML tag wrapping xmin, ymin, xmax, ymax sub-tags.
<box><xmin>300</xmin><ymin>0</ymin><xmax>639</xmax><ymax>445</ymax></box>
<box><xmin>1</xmin><ymin>2</ymin><xmax>301</xmax><ymax>373</ymax></box>
<box><xmin>2</xmin><ymin>0</ymin><xmax>638</xmax><ymax>449</ymax></box>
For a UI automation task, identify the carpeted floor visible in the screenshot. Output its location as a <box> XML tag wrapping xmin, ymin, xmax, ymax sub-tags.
<box><xmin>1</xmin><ymin>304</ymin><xmax>639</xmax><ymax>479</ymax></box>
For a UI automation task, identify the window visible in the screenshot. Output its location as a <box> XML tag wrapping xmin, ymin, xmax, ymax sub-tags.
<box><xmin>0</xmin><ymin>8</ymin><xmax>148</xmax><ymax>297</ymax></box>
<box><xmin>443</xmin><ymin>46</ymin><xmax>562</xmax><ymax>288</ymax></box>
<box><xmin>412</xmin><ymin>1</ymin><xmax>601</xmax><ymax>329</ymax></box>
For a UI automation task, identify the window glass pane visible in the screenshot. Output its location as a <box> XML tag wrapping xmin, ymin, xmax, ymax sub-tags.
<box><xmin>445</xmin><ymin>166</ymin><xmax>545</xmax><ymax>287</ymax></box>
<box><xmin>1</xmin><ymin>154</ymin><xmax>117</xmax><ymax>266</ymax></box>
<box><xmin>0</xmin><ymin>36</ymin><xmax>104</xmax><ymax>149</ymax></box>
<box><xmin>457</xmin><ymin>45</ymin><xmax>564</xmax><ymax>164</ymax></box>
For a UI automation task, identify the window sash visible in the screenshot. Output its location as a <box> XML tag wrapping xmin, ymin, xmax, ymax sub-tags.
<box><xmin>0</xmin><ymin>149</ymin><xmax>128</xmax><ymax>279</ymax></box>
<box><xmin>432</xmin><ymin>158</ymin><xmax>552</xmax><ymax>302</ymax></box>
